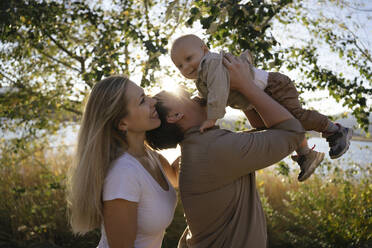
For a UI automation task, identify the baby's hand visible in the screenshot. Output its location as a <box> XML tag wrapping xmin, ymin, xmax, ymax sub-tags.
<box><xmin>200</xmin><ymin>119</ymin><xmax>217</xmax><ymax>133</ymax></box>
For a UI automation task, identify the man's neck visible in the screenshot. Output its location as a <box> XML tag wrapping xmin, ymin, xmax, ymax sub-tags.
<box><xmin>178</xmin><ymin>100</ymin><xmax>207</xmax><ymax>133</ymax></box>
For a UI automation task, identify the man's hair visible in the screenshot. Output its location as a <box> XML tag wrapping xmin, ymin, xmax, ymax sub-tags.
<box><xmin>146</xmin><ymin>93</ymin><xmax>184</xmax><ymax>150</ymax></box>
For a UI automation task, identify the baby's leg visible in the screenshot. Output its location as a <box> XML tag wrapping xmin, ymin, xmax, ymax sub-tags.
<box><xmin>265</xmin><ymin>72</ymin><xmax>352</xmax><ymax>159</ymax></box>
<box><xmin>292</xmin><ymin>137</ymin><xmax>325</xmax><ymax>181</ymax></box>
<box><xmin>244</xmin><ymin>107</ymin><xmax>323</xmax><ymax>181</ymax></box>
<box><xmin>263</xmin><ymin>72</ymin><xmax>332</xmax><ymax>132</ymax></box>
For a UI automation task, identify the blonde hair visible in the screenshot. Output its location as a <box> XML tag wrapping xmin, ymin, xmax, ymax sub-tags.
<box><xmin>67</xmin><ymin>75</ymin><xmax>130</xmax><ymax>234</ymax></box>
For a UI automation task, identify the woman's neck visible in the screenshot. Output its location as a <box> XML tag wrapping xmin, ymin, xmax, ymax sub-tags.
<box><xmin>126</xmin><ymin>132</ymin><xmax>147</xmax><ymax>157</ymax></box>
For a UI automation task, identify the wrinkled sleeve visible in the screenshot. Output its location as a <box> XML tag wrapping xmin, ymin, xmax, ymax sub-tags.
<box><xmin>209</xmin><ymin>118</ymin><xmax>305</xmax><ymax>184</ymax></box>
<box><xmin>204</xmin><ymin>57</ymin><xmax>230</xmax><ymax>120</ymax></box>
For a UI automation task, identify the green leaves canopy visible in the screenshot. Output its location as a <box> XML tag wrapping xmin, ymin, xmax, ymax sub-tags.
<box><xmin>1</xmin><ymin>0</ymin><xmax>371</xmax><ymax>148</ymax></box>
<box><xmin>187</xmin><ymin>0</ymin><xmax>371</xmax><ymax>132</ymax></box>
<box><xmin>0</xmin><ymin>0</ymin><xmax>189</xmax><ymax>145</ymax></box>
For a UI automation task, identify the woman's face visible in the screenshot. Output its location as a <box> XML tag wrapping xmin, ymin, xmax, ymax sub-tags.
<box><xmin>120</xmin><ymin>81</ymin><xmax>160</xmax><ymax>133</ymax></box>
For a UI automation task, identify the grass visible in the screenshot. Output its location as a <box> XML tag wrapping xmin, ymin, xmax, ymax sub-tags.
<box><xmin>1</xmin><ymin>140</ymin><xmax>371</xmax><ymax>247</ymax></box>
<box><xmin>258</xmin><ymin>160</ymin><xmax>372</xmax><ymax>248</ymax></box>
<box><xmin>0</xmin><ymin>141</ymin><xmax>99</xmax><ymax>248</ymax></box>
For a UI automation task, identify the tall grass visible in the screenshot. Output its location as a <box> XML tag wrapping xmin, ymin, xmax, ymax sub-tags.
<box><xmin>258</xmin><ymin>159</ymin><xmax>372</xmax><ymax>248</ymax></box>
<box><xmin>0</xmin><ymin>140</ymin><xmax>99</xmax><ymax>247</ymax></box>
<box><xmin>0</xmin><ymin>140</ymin><xmax>370</xmax><ymax>247</ymax></box>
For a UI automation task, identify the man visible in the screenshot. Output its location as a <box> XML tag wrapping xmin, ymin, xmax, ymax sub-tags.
<box><xmin>146</xmin><ymin>54</ymin><xmax>305</xmax><ymax>248</ymax></box>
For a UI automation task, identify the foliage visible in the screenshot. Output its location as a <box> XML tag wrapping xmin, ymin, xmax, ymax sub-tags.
<box><xmin>1</xmin><ymin>0</ymin><xmax>371</xmax><ymax>149</ymax></box>
<box><xmin>258</xmin><ymin>159</ymin><xmax>372</xmax><ymax>248</ymax></box>
<box><xmin>0</xmin><ymin>0</ymin><xmax>191</xmax><ymax>147</ymax></box>
<box><xmin>0</xmin><ymin>136</ymin><xmax>186</xmax><ymax>247</ymax></box>
<box><xmin>0</xmin><ymin>139</ymin><xmax>99</xmax><ymax>247</ymax></box>
<box><xmin>187</xmin><ymin>0</ymin><xmax>372</xmax><ymax>132</ymax></box>
<box><xmin>1</xmin><ymin>1</ymin><xmax>371</xmax><ymax>247</ymax></box>
<box><xmin>1</xmin><ymin>138</ymin><xmax>371</xmax><ymax>247</ymax></box>
<box><xmin>275</xmin><ymin>160</ymin><xmax>290</xmax><ymax>176</ymax></box>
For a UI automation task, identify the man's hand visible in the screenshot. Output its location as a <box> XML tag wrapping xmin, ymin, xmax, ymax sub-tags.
<box><xmin>223</xmin><ymin>53</ymin><xmax>255</xmax><ymax>91</ymax></box>
<box><xmin>200</xmin><ymin>119</ymin><xmax>217</xmax><ymax>133</ymax></box>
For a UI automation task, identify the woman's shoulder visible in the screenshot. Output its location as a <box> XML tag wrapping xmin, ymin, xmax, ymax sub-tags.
<box><xmin>103</xmin><ymin>153</ymin><xmax>143</xmax><ymax>202</ymax></box>
<box><xmin>108</xmin><ymin>153</ymin><xmax>139</xmax><ymax>174</ymax></box>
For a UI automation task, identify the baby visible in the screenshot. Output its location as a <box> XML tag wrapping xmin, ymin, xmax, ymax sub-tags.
<box><xmin>170</xmin><ymin>34</ymin><xmax>353</xmax><ymax>182</ymax></box>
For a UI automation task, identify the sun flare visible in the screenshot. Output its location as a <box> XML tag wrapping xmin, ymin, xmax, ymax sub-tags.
<box><xmin>160</xmin><ymin>81</ymin><xmax>182</xmax><ymax>95</ymax></box>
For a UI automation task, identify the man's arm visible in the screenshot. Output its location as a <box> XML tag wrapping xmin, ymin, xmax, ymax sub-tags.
<box><xmin>223</xmin><ymin>53</ymin><xmax>292</xmax><ymax>127</ymax></box>
<box><xmin>243</xmin><ymin>109</ymin><xmax>266</xmax><ymax>129</ymax></box>
<box><xmin>201</xmin><ymin>53</ymin><xmax>305</xmax><ymax>186</ymax></box>
<box><xmin>208</xmin><ymin>119</ymin><xmax>304</xmax><ymax>186</ymax></box>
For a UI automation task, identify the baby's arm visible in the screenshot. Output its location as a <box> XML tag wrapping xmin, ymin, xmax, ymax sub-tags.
<box><xmin>203</xmin><ymin>56</ymin><xmax>230</xmax><ymax>124</ymax></box>
<box><xmin>200</xmin><ymin>119</ymin><xmax>217</xmax><ymax>133</ymax></box>
<box><xmin>243</xmin><ymin>109</ymin><xmax>266</xmax><ymax>129</ymax></box>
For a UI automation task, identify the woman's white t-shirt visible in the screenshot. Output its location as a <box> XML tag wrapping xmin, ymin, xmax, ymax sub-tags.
<box><xmin>98</xmin><ymin>152</ymin><xmax>177</xmax><ymax>248</ymax></box>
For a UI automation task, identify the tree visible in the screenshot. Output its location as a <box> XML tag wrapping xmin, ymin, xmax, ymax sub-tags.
<box><xmin>0</xmin><ymin>0</ymin><xmax>191</xmax><ymax>149</ymax></box>
<box><xmin>187</xmin><ymin>0</ymin><xmax>371</xmax><ymax>132</ymax></box>
<box><xmin>1</xmin><ymin>0</ymin><xmax>371</xmax><ymax>151</ymax></box>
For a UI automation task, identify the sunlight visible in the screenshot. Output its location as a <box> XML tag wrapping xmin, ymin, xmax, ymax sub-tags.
<box><xmin>158</xmin><ymin>145</ymin><xmax>181</xmax><ymax>163</ymax></box>
<box><xmin>161</xmin><ymin>81</ymin><xmax>182</xmax><ymax>95</ymax></box>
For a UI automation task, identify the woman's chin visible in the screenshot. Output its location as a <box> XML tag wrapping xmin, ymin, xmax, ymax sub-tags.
<box><xmin>150</xmin><ymin>119</ymin><xmax>161</xmax><ymax>130</ymax></box>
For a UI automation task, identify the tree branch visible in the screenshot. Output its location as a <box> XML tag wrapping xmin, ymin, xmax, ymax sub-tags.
<box><xmin>0</xmin><ymin>70</ymin><xmax>26</xmax><ymax>90</ymax></box>
<box><xmin>164</xmin><ymin>1</ymin><xmax>191</xmax><ymax>40</ymax></box>
<box><xmin>38</xmin><ymin>49</ymin><xmax>82</xmax><ymax>72</ymax></box>
<box><xmin>44</xmin><ymin>31</ymin><xmax>84</xmax><ymax>64</ymax></box>
<box><xmin>345</xmin><ymin>28</ymin><xmax>372</xmax><ymax>63</ymax></box>
<box><xmin>0</xmin><ymin>70</ymin><xmax>17</xmax><ymax>85</ymax></box>
<box><xmin>341</xmin><ymin>0</ymin><xmax>372</xmax><ymax>12</ymax></box>
<box><xmin>61</xmin><ymin>105</ymin><xmax>82</xmax><ymax>116</ymax></box>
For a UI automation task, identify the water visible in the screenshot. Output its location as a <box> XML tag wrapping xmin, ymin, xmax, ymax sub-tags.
<box><xmin>158</xmin><ymin>137</ymin><xmax>372</xmax><ymax>170</ymax></box>
<box><xmin>284</xmin><ymin>137</ymin><xmax>371</xmax><ymax>177</ymax></box>
<box><xmin>3</xmin><ymin>125</ymin><xmax>372</xmax><ymax>169</ymax></box>
<box><xmin>304</xmin><ymin>137</ymin><xmax>371</xmax><ymax>166</ymax></box>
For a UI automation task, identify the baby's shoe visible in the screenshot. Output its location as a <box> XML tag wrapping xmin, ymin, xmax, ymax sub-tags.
<box><xmin>325</xmin><ymin>124</ymin><xmax>353</xmax><ymax>159</ymax></box>
<box><xmin>291</xmin><ymin>150</ymin><xmax>325</xmax><ymax>182</ymax></box>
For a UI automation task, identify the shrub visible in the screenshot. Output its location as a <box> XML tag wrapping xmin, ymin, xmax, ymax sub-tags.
<box><xmin>0</xmin><ymin>140</ymin><xmax>99</xmax><ymax>248</ymax></box>
<box><xmin>1</xmin><ymin>139</ymin><xmax>370</xmax><ymax>247</ymax></box>
<box><xmin>258</xmin><ymin>159</ymin><xmax>372</xmax><ymax>248</ymax></box>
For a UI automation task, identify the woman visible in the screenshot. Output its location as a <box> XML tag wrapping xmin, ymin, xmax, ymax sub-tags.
<box><xmin>67</xmin><ymin>76</ymin><xmax>179</xmax><ymax>248</ymax></box>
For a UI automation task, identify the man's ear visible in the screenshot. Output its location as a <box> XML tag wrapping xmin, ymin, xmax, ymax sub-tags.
<box><xmin>166</xmin><ymin>113</ymin><xmax>184</xmax><ymax>123</ymax></box>
<box><xmin>118</xmin><ymin>118</ymin><xmax>128</xmax><ymax>132</ymax></box>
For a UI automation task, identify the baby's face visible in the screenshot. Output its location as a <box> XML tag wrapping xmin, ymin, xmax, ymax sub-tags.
<box><xmin>171</xmin><ymin>39</ymin><xmax>207</xmax><ymax>80</ymax></box>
